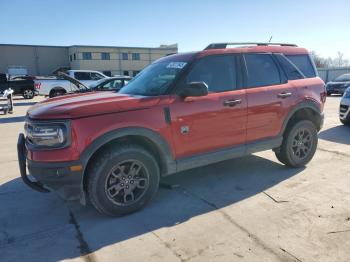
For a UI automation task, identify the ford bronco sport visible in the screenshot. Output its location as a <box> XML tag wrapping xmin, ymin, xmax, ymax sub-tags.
<box><xmin>18</xmin><ymin>43</ymin><xmax>326</xmax><ymax>216</ymax></box>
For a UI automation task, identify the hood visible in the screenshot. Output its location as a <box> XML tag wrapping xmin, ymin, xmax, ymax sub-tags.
<box><xmin>28</xmin><ymin>91</ymin><xmax>160</xmax><ymax>119</ymax></box>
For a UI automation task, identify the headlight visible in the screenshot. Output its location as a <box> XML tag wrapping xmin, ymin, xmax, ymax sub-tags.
<box><xmin>24</xmin><ymin>120</ymin><xmax>70</xmax><ymax>149</ymax></box>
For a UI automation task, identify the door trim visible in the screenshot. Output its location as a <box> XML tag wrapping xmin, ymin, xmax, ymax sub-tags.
<box><xmin>175</xmin><ymin>135</ymin><xmax>282</xmax><ymax>173</ymax></box>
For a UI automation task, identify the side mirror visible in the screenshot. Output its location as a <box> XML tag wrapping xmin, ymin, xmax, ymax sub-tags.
<box><xmin>180</xmin><ymin>82</ymin><xmax>208</xmax><ymax>98</ymax></box>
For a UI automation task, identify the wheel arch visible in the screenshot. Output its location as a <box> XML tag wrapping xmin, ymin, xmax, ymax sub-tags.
<box><xmin>281</xmin><ymin>100</ymin><xmax>323</xmax><ymax>136</ymax></box>
<box><xmin>49</xmin><ymin>87</ymin><xmax>67</xmax><ymax>95</ymax></box>
<box><xmin>80</xmin><ymin>127</ymin><xmax>176</xmax><ymax>195</ymax></box>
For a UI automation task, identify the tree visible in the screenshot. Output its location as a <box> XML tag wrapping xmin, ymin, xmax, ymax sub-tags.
<box><xmin>310</xmin><ymin>51</ymin><xmax>349</xmax><ymax>68</ymax></box>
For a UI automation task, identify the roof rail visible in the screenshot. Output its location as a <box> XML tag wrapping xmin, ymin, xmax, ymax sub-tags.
<box><xmin>204</xmin><ymin>42</ymin><xmax>298</xmax><ymax>50</ymax></box>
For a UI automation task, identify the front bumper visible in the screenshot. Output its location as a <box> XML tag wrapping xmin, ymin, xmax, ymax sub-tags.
<box><xmin>320</xmin><ymin>112</ymin><xmax>325</xmax><ymax>130</ymax></box>
<box><xmin>17</xmin><ymin>133</ymin><xmax>83</xmax><ymax>200</ymax></box>
<box><xmin>339</xmin><ymin>98</ymin><xmax>350</xmax><ymax>120</ymax></box>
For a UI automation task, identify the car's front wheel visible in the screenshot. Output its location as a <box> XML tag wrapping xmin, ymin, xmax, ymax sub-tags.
<box><xmin>87</xmin><ymin>144</ymin><xmax>160</xmax><ymax>216</ymax></box>
<box><xmin>275</xmin><ymin>120</ymin><xmax>318</xmax><ymax>168</ymax></box>
<box><xmin>340</xmin><ymin>118</ymin><xmax>350</xmax><ymax>125</ymax></box>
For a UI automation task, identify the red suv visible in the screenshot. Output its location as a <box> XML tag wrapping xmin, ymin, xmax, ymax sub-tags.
<box><xmin>18</xmin><ymin>43</ymin><xmax>326</xmax><ymax>216</ymax></box>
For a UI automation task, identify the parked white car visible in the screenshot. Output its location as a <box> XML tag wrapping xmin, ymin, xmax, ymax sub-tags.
<box><xmin>339</xmin><ymin>87</ymin><xmax>350</xmax><ymax>125</ymax></box>
<box><xmin>34</xmin><ymin>70</ymin><xmax>108</xmax><ymax>97</ymax></box>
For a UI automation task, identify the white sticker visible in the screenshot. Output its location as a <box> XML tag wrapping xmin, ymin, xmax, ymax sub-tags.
<box><xmin>166</xmin><ymin>62</ymin><xmax>187</xmax><ymax>69</ymax></box>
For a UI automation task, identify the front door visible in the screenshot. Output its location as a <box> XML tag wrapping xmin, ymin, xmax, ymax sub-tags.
<box><xmin>169</xmin><ymin>54</ymin><xmax>247</xmax><ymax>159</ymax></box>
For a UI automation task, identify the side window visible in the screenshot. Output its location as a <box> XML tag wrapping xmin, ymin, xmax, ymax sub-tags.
<box><xmin>102</xmin><ymin>80</ymin><xmax>123</xmax><ymax>90</ymax></box>
<box><xmin>74</xmin><ymin>72</ymin><xmax>91</xmax><ymax>80</ymax></box>
<box><xmin>274</xmin><ymin>54</ymin><xmax>304</xmax><ymax>80</ymax></box>
<box><xmin>285</xmin><ymin>55</ymin><xmax>316</xmax><ymax>78</ymax></box>
<box><xmin>90</xmin><ymin>72</ymin><xmax>104</xmax><ymax>80</ymax></box>
<box><xmin>186</xmin><ymin>55</ymin><xmax>237</xmax><ymax>93</ymax></box>
<box><xmin>244</xmin><ymin>54</ymin><xmax>281</xmax><ymax>87</ymax></box>
<box><xmin>82</xmin><ymin>52</ymin><xmax>92</xmax><ymax>60</ymax></box>
<box><xmin>122</xmin><ymin>53</ymin><xmax>128</xmax><ymax>60</ymax></box>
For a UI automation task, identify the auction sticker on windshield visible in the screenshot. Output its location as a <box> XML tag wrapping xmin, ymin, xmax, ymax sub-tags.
<box><xmin>166</xmin><ymin>62</ymin><xmax>187</xmax><ymax>69</ymax></box>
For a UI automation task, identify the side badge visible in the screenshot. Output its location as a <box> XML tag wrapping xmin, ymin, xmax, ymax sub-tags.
<box><xmin>180</xmin><ymin>126</ymin><xmax>189</xmax><ymax>135</ymax></box>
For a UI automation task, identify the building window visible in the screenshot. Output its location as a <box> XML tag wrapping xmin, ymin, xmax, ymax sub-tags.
<box><xmin>101</xmin><ymin>52</ymin><xmax>110</xmax><ymax>60</ymax></box>
<box><xmin>123</xmin><ymin>71</ymin><xmax>129</xmax><ymax>76</ymax></box>
<box><xmin>69</xmin><ymin>55</ymin><xmax>72</xmax><ymax>62</ymax></box>
<box><xmin>122</xmin><ymin>53</ymin><xmax>128</xmax><ymax>60</ymax></box>
<box><xmin>103</xmin><ymin>71</ymin><xmax>112</xmax><ymax>77</ymax></box>
<box><xmin>73</xmin><ymin>53</ymin><xmax>76</xmax><ymax>60</ymax></box>
<box><xmin>133</xmin><ymin>71</ymin><xmax>140</xmax><ymax>77</ymax></box>
<box><xmin>83</xmin><ymin>52</ymin><xmax>92</xmax><ymax>60</ymax></box>
<box><xmin>132</xmin><ymin>53</ymin><xmax>140</xmax><ymax>60</ymax></box>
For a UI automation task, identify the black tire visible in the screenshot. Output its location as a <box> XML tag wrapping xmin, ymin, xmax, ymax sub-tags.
<box><xmin>87</xmin><ymin>144</ymin><xmax>160</xmax><ymax>216</ymax></box>
<box><xmin>23</xmin><ymin>88</ymin><xmax>35</xmax><ymax>99</ymax></box>
<box><xmin>275</xmin><ymin>120</ymin><xmax>318</xmax><ymax>168</ymax></box>
<box><xmin>49</xmin><ymin>89</ymin><xmax>65</xmax><ymax>98</ymax></box>
<box><xmin>340</xmin><ymin>118</ymin><xmax>350</xmax><ymax>125</ymax></box>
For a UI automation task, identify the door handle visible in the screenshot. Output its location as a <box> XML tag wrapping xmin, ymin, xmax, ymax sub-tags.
<box><xmin>223</xmin><ymin>99</ymin><xmax>242</xmax><ymax>107</ymax></box>
<box><xmin>277</xmin><ymin>92</ymin><xmax>292</xmax><ymax>99</ymax></box>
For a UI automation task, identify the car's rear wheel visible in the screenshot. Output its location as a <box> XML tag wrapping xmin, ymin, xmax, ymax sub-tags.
<box><xmin>23</xmin><ymin>89</ymin><xmax>35</xmax><ymax>99</ymax></box>
<box><xmin>87</xmin><ymin>144</ymin><xmax>160</xmax><ymax>216</ymax></box>
<box><xmin>49</xmin><ymin>89</ymin><xmax>66</xmax><ymax>98</ymax></box>
<box><xmin>275</xmin><ymin>120</ymin><xmax>318</xmax><ymax>167</ymax></box>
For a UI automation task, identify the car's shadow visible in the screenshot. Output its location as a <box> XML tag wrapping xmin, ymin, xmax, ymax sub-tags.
<box><xmin>0</xmin><ymin>154</ymin><xmax>304</xmax><ymax>261</ymax></box>
<box><xmin>319</xmin><ymin>125</ymin><xmax>350</xmax><ymax>145</ymax></box>
<box><xmin>13</xmin><ymin>102</ymin><xmax>37</xmax><ymax>107</ymax></box>
<box><xmin>0</xmin><ymin>116</ymin><xmax>26</xmax><ymax>124</ymax></box>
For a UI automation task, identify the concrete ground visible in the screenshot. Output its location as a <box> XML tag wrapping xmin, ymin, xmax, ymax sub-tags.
<box><xmin>0</xmin><ymin>95</ymin><xmax>349</xmax><ymax>262</ymax></box>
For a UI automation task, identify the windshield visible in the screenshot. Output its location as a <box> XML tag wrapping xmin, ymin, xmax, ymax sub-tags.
<box><xmin>89</xmin><ymin>78</ymin><xmax>107</xmax><ymax>88</ymax></box>
<box><xmin>119</xmin><ymin>61</ymin><xmax>188</xmax><ymax>96</ymax></box>
<box><xmin>335</xmin><ymin>74</ymin><xmax>350</xmax><ymax>82</ymax></box>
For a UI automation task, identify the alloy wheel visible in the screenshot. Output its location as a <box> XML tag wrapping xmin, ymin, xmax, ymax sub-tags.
<box><xmin>291</xmin><ymin>128</ymin><xmax>312</xmax><ymax>160</ymax></box>
<box><xmin>104</xmin><ymin>160</ymin><xmax>149</xmax><ymax>206</ymax></box>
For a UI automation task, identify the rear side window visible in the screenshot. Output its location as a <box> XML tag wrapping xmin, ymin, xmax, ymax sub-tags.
<box><xmin>74</xmin><ymin>72</ymin><xmax>91</xmax><ymax>80</ymax></box>
<box><xmin>186</xmin><ymin>55</ymin><xmax>237</xmax><ymax>92</ymax></box>
<box><xmin>285</xmin><ymin>55</ymin><xmax>316</xmax><ymax>78</ymax></box>
<box><xmin>90</xmin><ymin>72</ymin><xmax>104</xmax><ymax>80</ymax></box>
<box><xmin>244</xmin><ymin>54</ymin><xmax>281</xmax><ymax>87</ymax></box>
<box><xmin>274</xmin><ymin>54</ymin><xmax>304</xmax><ymax>80</ymax></box>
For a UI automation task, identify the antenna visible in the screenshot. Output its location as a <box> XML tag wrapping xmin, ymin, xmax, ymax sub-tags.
<box><xmin>268</xmin><ymin>36</ymin><xmax>273</xmax><ymax>43</ymax></box>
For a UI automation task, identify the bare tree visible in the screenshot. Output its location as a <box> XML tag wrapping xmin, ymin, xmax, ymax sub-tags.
<box><xmin>310</xmin><ymin>51</ymin><xmax>349</xmax><ymax>68</ymax></box>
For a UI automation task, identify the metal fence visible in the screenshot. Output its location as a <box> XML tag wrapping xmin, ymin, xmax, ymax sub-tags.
<box><xmin>317</xmin><ymin>67</ymin><xmax>350</xmax><ymax>83</ymax></box>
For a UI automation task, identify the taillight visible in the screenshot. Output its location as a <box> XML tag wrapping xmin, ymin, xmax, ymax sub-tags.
<box><xmin>34</xmin><ymin>82</ymin><xmax>41</xmax><ymax>89</ymax></box>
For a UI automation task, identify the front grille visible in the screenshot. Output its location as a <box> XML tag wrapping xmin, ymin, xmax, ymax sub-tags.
<box><xmin>340</xmin><ymin>104</ymin><xmax>349</xmax><ymax>113</ymax></box>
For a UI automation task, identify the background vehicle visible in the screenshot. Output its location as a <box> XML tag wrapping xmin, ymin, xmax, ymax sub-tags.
<box><xmin>339</xmin><ymin>87</ymin><xmax>350</xmax><ymax>125</ymax></box>
<box><xmin>89</xmin><ymin>76</ymin><xmax>131</xmax><ymax>92</ymax></box>
<box><xmin>18</xmin><ymin>42</ymin><xmax>326</xmax><ymax>216</ymax></box>
<box><xmin>34</xmin><ymin>70</ymin><xmax>108</xmax><ymax>97</ymax></box>
<box><xmin>0</xmin><ymin>73</ymin><xmax>36</xmax><ymax>99</ymax></box>
<box><xmin>326</xmin><ymin>74</ymin><xmax>350</xmax><ymax>96</ymax></box>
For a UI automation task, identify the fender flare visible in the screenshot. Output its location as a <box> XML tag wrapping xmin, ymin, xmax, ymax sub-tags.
<box><xmin>79</xmin><ymin>127</ymin><xmax>177</xmax><ymax>176</ymax></box>
<box><xmin>280</xmin><ymin>100</ymin><xmax>322</xmax><ymax>135</ymax></box>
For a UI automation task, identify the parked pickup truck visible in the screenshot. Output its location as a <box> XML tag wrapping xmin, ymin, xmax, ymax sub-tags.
<box><xmin>34</xmin><ymin>70</ymin><xmax>109</xmax><ymax>97</ymax></box>
<box><xmin>0</xmin><ymin>73</ymin><xmax>36</xmax><ymax>99</ymax></box>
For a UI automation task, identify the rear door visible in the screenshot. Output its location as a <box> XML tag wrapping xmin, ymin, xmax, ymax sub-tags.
<box><xmin>243</xmin><ymin>53</ymin><xmax>297</xmax><ymax>142</ymax></box>
<box><xmin>169</xmin><ymin>54</ymin><xmax>247</xmax><ymax>159</ymax></box>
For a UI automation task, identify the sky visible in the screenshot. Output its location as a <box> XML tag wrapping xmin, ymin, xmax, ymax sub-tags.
<box><xmin>1</xmin><ymin>0</ymin><xmax>349</xmax><ymax>59</ymax></box>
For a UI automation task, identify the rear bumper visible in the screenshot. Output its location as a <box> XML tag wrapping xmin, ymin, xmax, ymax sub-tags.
<box><xmin>17</xmin><ymin>133</ymin><xmax>83</xmax><ymax>200</ymax></box>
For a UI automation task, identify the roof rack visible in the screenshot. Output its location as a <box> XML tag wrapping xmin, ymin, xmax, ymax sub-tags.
<box><xmin>204</xmin><ymin>42</ymin><xmax>298</xmax><ymax>50</ymax></box>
